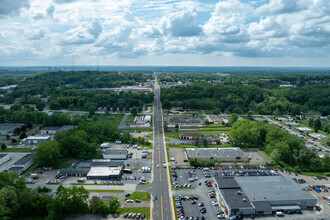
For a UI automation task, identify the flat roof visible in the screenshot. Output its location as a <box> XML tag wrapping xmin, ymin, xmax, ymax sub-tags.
<box><xmin>0</xmin><ymin>154</ymin><xmax>8</xmax><ymax>159</ymax></box>
<box><xmin>235</xmin><ymin>176</ymin><xmax>317</xmax><ymax>202</ymax></box>
<box><xmin>0</xmin><ymin>123</ymin><xmax>25</xmax><ymax>131</ymax></box>
<box><xmin>59</xmin><ymin>168</ymin><xmax>90</xmax><ymax>175</ymax></box>
<box><xmin>215</xmin><ymin>177</ymin><xmax>240</xmax><ymax>189</ymax></box>
<box><xmin>26</xmin><ymin>136</ymin><xmax>51</xmax><ymax>140</ymax></box>
<box><xmin>41</xmin><ymin>126</ymin><xmax>61</xmax><ymax>131</ymax></box>
<box><xmin>186</xmin><ymin>148</ymin><xmax>247</xmax><ymax>159</ymax></box>
<box><xmin>87</xmin><ymin>167</ymin><xmax>122</xmax><ymax>177</ymax></box>
<box><xmin>14</xmin><ymin>154</ymin><xmax>34</xmax><ymax>165</ymax></box>
<box><xmin>104</xmin><ymin>149</ymin><xmax>127</xmax><ymax>155</ymax></box>
<box><xmin>220</xmin><ymin>188</ymin><xmax>254</xmax><ymax>209</ymax></box>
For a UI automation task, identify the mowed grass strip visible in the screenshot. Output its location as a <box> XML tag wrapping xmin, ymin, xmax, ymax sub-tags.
<box><xmin>125</xmin><ymin>191</ymin><xmax>150</xmax><ymax>201</ymax></box>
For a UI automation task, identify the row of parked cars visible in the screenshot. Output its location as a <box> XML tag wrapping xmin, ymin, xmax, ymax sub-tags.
<box><xmin>175</xmin><ymin>196</ymin><xmax>206</xmax><ymax>220</ymax></box>
<box><xmin>123</xmin><ymin>213</ymin><xmax>146</xmax><ymax>219</ymax></box>
<box><xmin>301</xmin><ymin>185</ymin><xmax>329</xmax><ymax>193</ymax></box>
<box><xmin>293</xmin><ymin>178</ymin><xmax>306</xmax><ymax>184</ymax></box>
<box><xmin>214</xmin><ymin>170</ymin><xmax>278</xmax><ymax>178</ymax></box>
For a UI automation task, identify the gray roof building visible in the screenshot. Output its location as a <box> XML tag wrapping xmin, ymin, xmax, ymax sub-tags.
<box><xmin>103</xmin><ymin>149</ymin><xmax>128</xmax><ymax>160</ymax></box>
<box><xmin>0</xmin><ymin>123</ymin><xmax>25</xmax><ymax>136</ymax></box>
<box><xmin>186</xmin><ymin>147</ymin><xmax>248</xmax><ymax>162</ymax></box>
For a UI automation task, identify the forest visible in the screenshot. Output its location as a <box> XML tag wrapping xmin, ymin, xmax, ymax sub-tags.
<box><xmin>230</xmin><ymin>120</ymin><xmax>330</xmax><ymax>173</ymax></box>
<box><xmin>0</xmin><ymin>71</ymin><xmax>154</xmax><ymax>112</ymax></box>
<box><xmin>161</xmin><ymin>79</ymin><xmax>329</xmax><ymax>115</ymax></box>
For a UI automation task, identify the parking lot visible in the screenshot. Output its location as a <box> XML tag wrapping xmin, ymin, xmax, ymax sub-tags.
<box><xmin>170</xmin><ymin>165</ymin><xmax>330</xmax><ymax>219</ymax></box>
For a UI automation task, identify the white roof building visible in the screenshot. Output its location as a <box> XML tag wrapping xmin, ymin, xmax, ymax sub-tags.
<box><xmin>309</xmin><ymin>133</ymin><xmax>328</xmax><ymax>140</ymax></box>
<box><xmin>297</xmin><ymin>127</ymin><xmax>312</xmax><ymax>133</ymax></box>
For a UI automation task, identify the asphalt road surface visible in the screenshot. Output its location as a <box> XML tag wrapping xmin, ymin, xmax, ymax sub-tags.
<box><xmin>152</xmin><ymin>78</ymin><xmax>173</xmax><ymax>220</ymax></box>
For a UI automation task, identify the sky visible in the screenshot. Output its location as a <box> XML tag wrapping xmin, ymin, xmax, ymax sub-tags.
<box><xmin>0</xmin><ymin>0</ymin><xmax>329</xmax><ymax>67</ymax></box>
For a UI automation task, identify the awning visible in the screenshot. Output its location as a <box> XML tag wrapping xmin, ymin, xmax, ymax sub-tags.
<box><xmin>271</xmin><ymin>205</ymin><xmax>301</xmax><ymax>211</ymax></box>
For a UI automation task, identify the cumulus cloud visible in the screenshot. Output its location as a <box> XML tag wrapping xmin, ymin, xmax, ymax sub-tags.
<box><xmin>33</xmin><ymin>5</ymin><xmax>55</xmax><ymax>20</ymax></box>
<box><xmin>24</xmin><ymin>28</ymin><xmax>49</xmax><ymax>40</ymax></box>
<box><xmin>256</xmin><ymin>0</ymin><xmax>306</xmax><ymax>15</ymax></box>
<box><xmin>61</xmin><ymin>17</ymin><xmax>103</xmax><ymax>45</ymax></box>
<box><xmin>164</xmin><ymin>9</ymin><xmax>202</xmax><ymax>37</ymax></box>
<box><xmin>0</xmin><ymin>0</ymin><xmax>30</xmax><ymax>18</ymax></box>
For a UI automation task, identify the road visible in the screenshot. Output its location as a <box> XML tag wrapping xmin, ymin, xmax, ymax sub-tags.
<box><xmin>151</xmin><ymin>78</ymin><xmax>174</xmax><ymax>220</ymax></box>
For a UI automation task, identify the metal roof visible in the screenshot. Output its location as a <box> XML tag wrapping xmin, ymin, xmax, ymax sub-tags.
<box><xmin>0</xmin><ymin>123</ymin><xmax>25</xmax><ymax>132</ymax></box>
<box><xmin>215</xmin><ymin>177</ymin><xmax>240</xmax><ymax>189</ymax></box>
<box><xmin>220</xmin><ymin>188</ymin><xmax>254</xmax><ymax>209</ymax></box>
<box><xmin>235</xmin><ymin>176</ymin><xmax>317</xmax><ymax>202</ymax></box>
<box><xmin>0</xmin><ymin>154</ymin><xmax>8</xmax><ymax>159</ymax></box>
<box><xmin>14</xmin><ymin>154</ymin><xmax>34</xmax><ymax>165</ymax></box>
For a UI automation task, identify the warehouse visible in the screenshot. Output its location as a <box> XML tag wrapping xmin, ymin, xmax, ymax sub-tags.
<box><xmin>8</xmin><ymin>154</ymin><xmax>34</xmax><ymax>175</ymax></box>
<box><xmin>309</xmin><ymin>133</ymin><xmax>328</xmax><ymax>140</ymax></box>
<box><xmin>103</xmin><ymin>149</ymin><xmax>128</xmax><ymax>160</ymax></box>
<box><xmin>72</xmin><ymin>159</ymin><xmax>125</xmax><ymax>168</ymax></box>
<box><xmin>215</xmin><ymin>176</ymin><xmax>317</xmax><ymax>217</ymax></box>
<box><xmin>297</xmin><ymin>127</ymin><xmax>312</xmax><ymax>133</ymax></box>
<box><xmin>40</xmin><ymin>125</ymin><xmax>76</xmax><ymax>135</ymax></box>
<box><xmin>58</xmin><ymin>168</ymin><xmax>90</xmax><ymax>177</ymax></box>
<box><xmin>87</xmin><ymin>167</ymin><xmax>123</xmax><ymax>180</ymax></box>
<box><xmin>0</xmin><ymin>123</ymin><xmax>25</xmax><ymax>136</ymax></box>
<box><xmin>186</xmin><ymin>147</ymin><xmax>249</xmax><ymax>162</ymax></box>
<box><xmin>21</xmin><ymin>136</ymin><xmax>51</xmax><ymax>144</ymax></box>
<box><xmin>0</xmin><ymin>154</ymin><xmax>10</xmax><ymax>166</ymax></box>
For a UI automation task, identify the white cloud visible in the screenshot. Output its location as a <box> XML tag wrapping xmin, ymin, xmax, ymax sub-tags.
<box><xmin>164</xmin><ymin>9</ymin><xmax>202</xmax><ymax>37</ymax></box>
<box><xmin>256</xmin><ymin>0</ymin><xmax>306</xmax><ymax>15</ymax></box>
<box><xmin>0</xmin><ymin>0</ymin><xmax>31</xmax><ymax>18</ymax></box>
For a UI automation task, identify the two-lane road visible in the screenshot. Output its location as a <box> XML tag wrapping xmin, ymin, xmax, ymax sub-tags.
<box><xmin>152</xmin><ymin>78</ymin><xmax>173</xmax><ymax>220</ymax></box>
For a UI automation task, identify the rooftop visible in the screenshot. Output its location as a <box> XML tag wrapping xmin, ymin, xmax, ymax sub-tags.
<box><xmin>14</xmin><ymin>154</ymin><xmax>34</xmax><ymax>165</ymax></box>
<box><xmin>221</xmin><ymin>188</ymin><xmax>254</xmax><ymax>209</ymax></box>
<box><xmin>0</xmin><ymin>154</ymin><xmax>8</xmax><ymax>159</ymax></box>
<box><xmin>25</xmin><ymin>136</ymin><xmax>51</xmax><ymax>140</ymax></box>
<box><xmin>235</xmin><ymin>176</ymin><xmax>316</xmax><ymax>202</ymax></box>
<box><xmin>103</xmin><ymin>149</ymin><xmax>128</xmax><ymax>155</ymax></box>
<box><xmin>87</xmin><ymin>167</ymin><xmax>122</xmax><ymax>177</ymax></box>
<box><xmin>0</xmin><ymin>123</ymin><xmax>25</xmax><ymax>131</ymax></box>
<box><xmin>186</xmin><ymin>147</ymin><xmax>247</xmax><ymax>159</ymax></box>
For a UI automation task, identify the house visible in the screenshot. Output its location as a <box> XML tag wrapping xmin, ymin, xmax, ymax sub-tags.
<box><xmin>179</xmin><ymin>133</ymin><xmax>202</xmax><ymax>140</ymax></box>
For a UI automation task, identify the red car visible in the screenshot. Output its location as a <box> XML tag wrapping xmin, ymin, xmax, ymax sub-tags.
<box><xmin>224</xmin><ymin>209</ymin><xmax>228</xmax><ymax>215</ymax></box>
<box><xmin>315</xmin><ymin>206</ymin><xmax>321</xmax><ymax>211</ymax></box>
<box><xmin>323</xmin><ymin>176</ymin><xmax>328</xmax><ymax>180</ymax></box>
<box><xmin>322</xmin><ymin>196</ymin><xmax>328</xmax><ymax>200</ymax></box>
<box><xmin>213</xmin><ymin>166</ymin><xmax>217</xmax><ymax>170</ymax></box>
<box><xmin>207</xmin><ymin>184</ymin><xmax>212</xmax><ymax>187</ymax></box>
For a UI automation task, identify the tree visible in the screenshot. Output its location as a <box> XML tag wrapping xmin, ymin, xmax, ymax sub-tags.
<box><xmin>131</xmin><ymin>106</ymin><xmax>138</xmax><ymax>117</ymax></box>
<box><xmin>88</xmin><ymin>105</ymin><xmax>97</xmax><ymax>116</ymax></box>
<box><xmin>314</xmin><ymin>119</ymin><xmax>322</xmax><ymax>132</ymax></box>
<box><xmin>162</xmin><ymin>99</ymin><xmax>171</xmax><ymax>110</ymax></box>
<box><xmin>55</xmin><ymin>186</ymin><xmax>89</xmax><ymax>213</ymax></box>
<box><xmin>89</xmin><ymin>196</ymin><xmax>109</xmax><ymax>214</ymax></box>
<box><xmin>11</xmin><ymin>139</ymin><xmax>16</xmax><ymax>144</ymax></box>
<box><xmin>203</xmin><ymin>138</ymin><xmax>207</xmax><ymax>147</ymax></box>
<box><xmin>35</xmin><ymin>141</ymin><xmax>61</xmax><ymax>168</ymax></box>
<box><xmin>195</xmin><ymin>137</ymin><xmax>199</xmax><ymax>146</ymax></box>
<box><xmin>46</xmin><ymin>198</ymin><xmax>62</xmax><ymax>220</ymax></box>
<box><xmin>230</xmin><ymin>113</ymin><xmax>238</xmax><ymax>124</ymax></box>
<box><xmin>1</xmin><ymin>144</ymin><xmax>7</xmax><ymax>150</ymax></box>
<box><xmin>108</xmin><ymin>197</ymin><xmax>121</xmax><ymax>214</ymax></box>
<box><xmin>19</xmin><ymin>133</ymin><xmax>27</xmax><ymax>140</ymax></box>
<box><xmin>0</xmin><ymin>187</ymin><xmax>20</xmax><ymax>219</ymax></box>
<box><xmin>308</xmin><ymin>118</ymin><xmax>314</xmax><ymax>128</ymax></box>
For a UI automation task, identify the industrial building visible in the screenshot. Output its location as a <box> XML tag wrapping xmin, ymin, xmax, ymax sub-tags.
<box><xmin>58</xmin><ymin>168</ymin><xmax>90</xmax><ymax>177</ymax></box>
<box><xmin>309</xmin><ymin>133</ymin><xmax>328</xmax><ymax>140</ymax></box>
<box><xmin>21</xmin><ymin>136</ymin><xmax>51</xmax><ymax>144</ymax></box>
<box><xmin>0</xmin><ymin>123</ymin><xmax>25</xmax><ymax>136</ymax></box>
<box><xmin>103</xmin><ymin>149</ymin><xmax>128</xmax><ymax>160</ymax></box>
<box><xmin>8</xmin><ymin>154</ymin><xmax>34</xmax><ymax>175</ymax></box>
<box><xmin>215</xmin><ymin>176</ymin><xmax>317</xmax><ymax>217</ymax></box>
<box><xmin>87</xmin><ymin>167</ymin><xmax>123</xmax><ymax>180</ymax></box>
<box><xmin>73</xmin><ymin>159</ymin><xmax>125</xmax><ymax>168</ymax></box>
<box><xmin>186</xmin><ymin>148</ymin><xmax>249</xmax><ymax>162</ymax></box>
<box><xmin>0</xmin><ymin>154</ymin><xmax>10</xmax><ymax>166</ymax></box>
<box><xmin>40</xmin><ymin>125</ymin><xmax>76</xmax><ymax>135</ymax></box>
<box><xmin>179</xmin><ymin>133</ymin><xmax>202</xmax><ymax>140</ymax></box>
<box><xmin>297</xmin><ymin>127</ymin><xmax>312</xmax><ymax>133</ymax></box>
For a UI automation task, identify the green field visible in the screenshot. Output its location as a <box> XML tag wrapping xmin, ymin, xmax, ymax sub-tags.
<box><xmin>58</xmin><ymin>158</ymin><xmax>77</xmax><ymax>169</ymax></box>
<box><xmin>165</xmin><ymin>130</ymin><xmax>230</xmax><ymax>139</ymax></box>
<box><xmin>118</xmin><ymin>207</ymin><xmax>150</xmax><ymax>219</ymax></box>
<box><xmin>0</xmin><ymin>148</ymin><xmax>32</xmax><ymax>152</ymax></box>
<box><xmin>91</xmin><ymin>114</ymin><xmax>124</xmax><ymax>129</ymax></box>
<box><xmin>125</xmin><ymin>191</ymin><xmax>150</xmax><ymax>201</ymax></box>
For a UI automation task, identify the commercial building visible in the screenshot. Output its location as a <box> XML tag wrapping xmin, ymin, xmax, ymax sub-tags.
<box><xmin>215</xmin><ymin>176</ymin><xmax>317</xmax><ymax>217</ymax></box>
<box><xmin>179</xmin><ymin>133</ymin><xmax>202</xmax><ymax>140</ymax></box>
<box><xmin>144</xmin><ymin>115</ymin><xmax>151</xmax><ymax>123</ymax></box>
<box><xmin>58</xmin><ymin>168</ymin><xmax>90</xmax><ymax>177</ymax></box>
<box><xmin>103</xmin><ymin>149</ymin><xmax>128</xmax><ymax>160</ymax></box>
<box><xmin>309</xmin><ymin>133</ymin><xmax>328</xmax><ymax>140</ymax></box>
<box><xmin>40</xmin><ymin>125</ymin><xmax>76</xmax><ymax>135</ymax></box>
<box><xmin>21</xmin><ymin>136</ymin><xmax>51</xmax><ymax>144</ymax></box>
<box><xmin>0</xmin><ymin>123</ymin><xmax>25</xmax><ymax>136</ymax></box>
<box><xmin>87</xmin><ymin>167</ymin><xmax>123</xmax><ymax>180</ymax></box>
<box><xmin>185</xmin><ymin>147</ymin><xmax>249</xmax><ymax>162</ymax></box>
<box><xmin>285</xmin><ymin>122</ymin><xmax>299</xmax><ymax>127</ymax></box>
<box><xmin>8</xmin><ymin>154</ymin><xmax>34</xmax><ymax>175</ymax></box>
<box><xmin>297</xmin><ymin>127</ymin><xmax>312</xmax><ymax>133</ymax></box>
<box><xmin>0</xmin><ymin>154</ymin><xmax>10</xmax><ymax>166</ymax></box>
<box><xmin>73</xmin><ymin>159</ymin><xmax>124</xmax><ymax>168</ymax></box>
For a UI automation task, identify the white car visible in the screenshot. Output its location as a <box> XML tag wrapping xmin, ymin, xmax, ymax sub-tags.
<box><xmin>157</xmin><ymin>164</ymin><xmax>159</xmax><ymax>168</ymax></box>
<box><xmin>126</xmin><ymin>199</ymin><xmax>134</xmax><ymax>203</ymax></box>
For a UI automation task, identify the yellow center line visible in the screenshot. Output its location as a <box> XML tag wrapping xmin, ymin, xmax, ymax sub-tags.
<box><xmin>161</xmin><ymin>195</ymin><xmax>164</xmax><ymax>220</ymax></box>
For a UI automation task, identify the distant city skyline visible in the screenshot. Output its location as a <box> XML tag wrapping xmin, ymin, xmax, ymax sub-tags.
<box><xmin>0</xmin><ymin>0</ymin><xmax>330</xmax><ymax>67</ymax></box>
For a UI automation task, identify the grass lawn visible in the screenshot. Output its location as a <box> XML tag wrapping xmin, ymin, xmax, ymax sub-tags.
<box><xmin>166</xmin><ymin>150</ymin><xmax>170</xmax><ymax>162</ymax></box>
<box><xmin>167</xmin><ymin>144</ymin><xmax>234</xmax><ymax>149</ymax></box>
<box><xmin>91</xmin><ymin>114</ymin><xmax>124</xmax><ymax>129</ymax></box>
<box><xmin>58</xmin><ymin>158</ymin><xmax>77</xmax><ymax>169</ymax></box>
<box><xmin>165</xmin><ymin>130</ymin><xmax>230</xmax><ymax>139</ymax></box>
<box><xmin>0</xmin><ymin>148</ymin><xmax>32</xmax><ymax>152</ymax></box>
<box><xmin>149</xmin><ymin>134</ymin><xmax>153</xmax><ymax>141</ymax></box>
<box><xmin>125</xmin><ymin>191</ymin><xmax>150</xmax><ymax>201</ymax></box>
<box><xmin>118</xmin><ymin>207</ymin><xmax>150</xmax><ymax>219</ymax></box>
<box><xmin>87</xmin><ymin>190</ymin><xmax>124</xmax><ymax>193</ymax></box>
